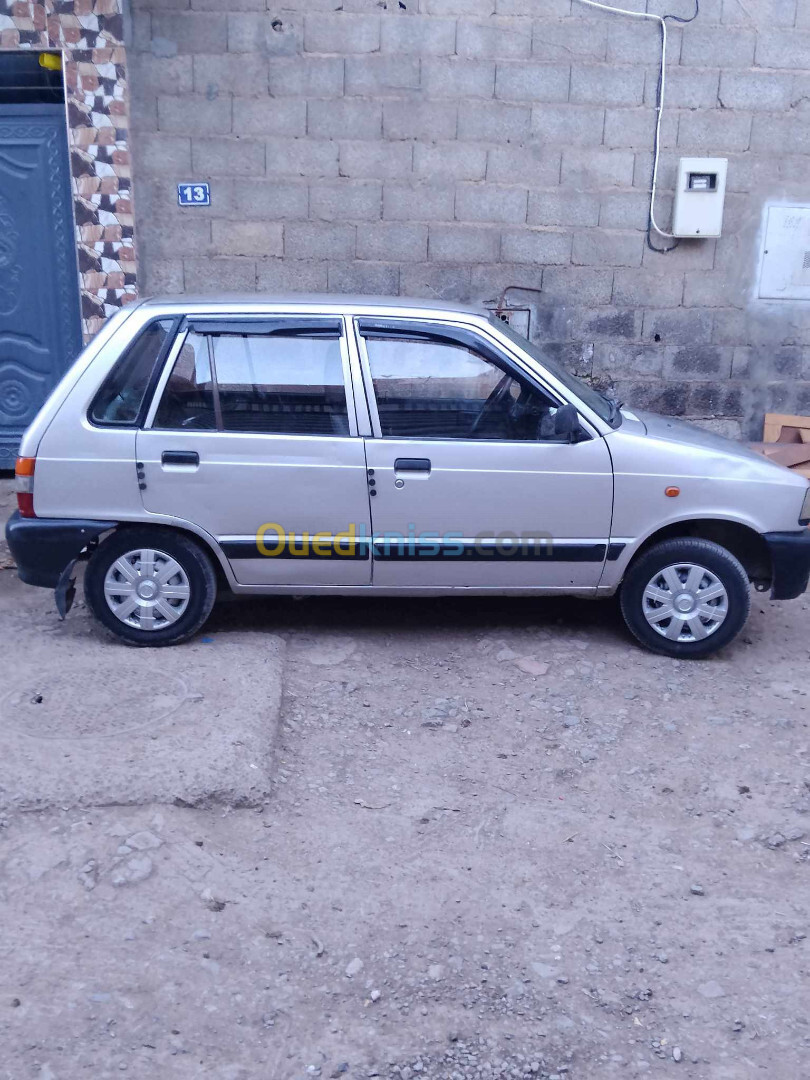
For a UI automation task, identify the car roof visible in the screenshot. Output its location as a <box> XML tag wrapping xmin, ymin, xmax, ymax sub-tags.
<box><xmin>137</xmin><ymin>293</ymin><xmax>490</xmax><ymax>318</ymax></box>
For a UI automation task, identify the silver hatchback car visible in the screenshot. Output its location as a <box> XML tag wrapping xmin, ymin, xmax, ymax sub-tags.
<box><xmin>7</xmin><ymin>295</ymin><xmax>810</xmax><ymax>657</ymax></box>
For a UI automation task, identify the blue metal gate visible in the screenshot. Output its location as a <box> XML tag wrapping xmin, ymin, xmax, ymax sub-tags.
<box><xmin>0</xmin><ymin>104</ymin><xmax>82</xmax><ymax>466</ymax></box>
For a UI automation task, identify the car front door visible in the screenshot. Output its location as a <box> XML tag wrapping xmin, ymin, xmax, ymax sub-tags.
<box><xmin>355</xmin><ymin>319</ymin><xmax>614</xmax><ymax>591</ymax></box>
<box><xmin>136</xmin><ymin>315</ymin><xmax>371</xmax><ymax>586</ymax></box>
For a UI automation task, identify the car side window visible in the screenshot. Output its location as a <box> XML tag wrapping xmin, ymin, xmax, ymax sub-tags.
<box><xmin>364</xmin><ymin>335</ymin><xmax>557</xmax><ymax>441</ymax></box>
<box><xmin>90</xmin><ymin>319</ymin><xmax>175</xmax><ymax>426</ymax></box>
<box><xmin>212</xmin><ymin>333</ymin><xmax>349</xmax><ymax>436</ymax></box>
<box><xmin>152</xmin><ymin>325</ymin><xmax>350</xmax><ymax>437</ymax></box>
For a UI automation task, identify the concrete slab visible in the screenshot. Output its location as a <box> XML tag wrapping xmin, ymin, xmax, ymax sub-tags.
<box><xmin>0</xmin><ymin>626</ymin><xmax>284</xmax><ymax>811</ymax></box>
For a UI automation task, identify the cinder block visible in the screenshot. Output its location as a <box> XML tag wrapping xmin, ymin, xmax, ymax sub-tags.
<box><xmin>266</xmin><ymin>138</ymin><xmax>339</xmax><ymax>178</ymax></box>
<box><xmin>339</xmin><ymin>141</ymin><xmax>414</xmax><ymax>179</ymax></box>
<box><xmin>542</xmin><ymin>266</ymin><xmax>613</xmax><ymax>305</ymax></box>
<box><xmin>130</xmin><ymin>55</ymin><xmax>194</xmax><ymax>95</ymax></box>
<box><xmin>415</xmin><ymin>142</ymin><xmax>487</xmax><ymax>181</ymax></box>
<box><xmin>613</xmin><ymin>380</ymin><xmax>690</xmax><ymax>417</ymax></box>
<box><xmin>680</xmin><ymin>26</ymin><xmax>755</xmax><ymax>67</ymax></box>
<box><xmin>144</xmin><ymin>259</ymin><xmax>185</xmax><ymax>294</ymax></box>
<box><xmin>193</xmin><ymin>54</ymin><xmax>269</xmax><ymax>96</ymax></box>
<box><xmin>664</xmin><ymin>345</ymin><xmax>728</xmax><ymax>379</ymax></box>
<box><xmin>310</xmin><ymin>180</ymin><xmax>382</xmax><ymax>221</ymax></box>
<box><xmin>191</xmin><ymin>137</ymin><xmax>265</xmax><ymax>176</ymax></box>
<box><xmin>151</xmin><ymin>11</ymin><xmax>227</xmax><ymax>53</ymax></box>
<box><xmin>719</xmin><ymin>71</ymin><xmax>793</xmax><ymax>110</ymax></box>
<box><xmin>501</xmin><ymin>228</ymin><xmax>571</xmax><ymax>264</ymax></box>
<box><xmin>327</xmin><ymin>261</ymin><xmax>401</xmax><ymax>294</ymax></box>
<box><xmin>569</xmin><ymin>307</ymin><xmax>643</xmax><ymax>342</ymax></box>
<box><xmin>357</xmin><ymin>223</ymin><xmax>429</xmax><ymax>261</ymax></box>
<box><xmin>285</xmin><ymin>222</ymin><xmax>356</xmax><ymax>261</ymax></box>
<box><xmin>400</xmin><ymin>263</ymin><xmax>473</xmax><ymax>301</ymax></box>
<box><xmin>606</xmin><ymin>16</ymin><xmax>662</xmax><ymax>63</ymax></box>
<box><xmin>456</xmin><ymin>183</ymin><xmax>528</xmax><ymax>224</ymax></box>
<box><xmin>256</xmin><ymin>260</ymin><xmax>328</xmax><ymax>292</ymax></box>
<box><xmin>592</xmin><ymin>343</ymin><xmax>663</xmax><ymax>378</ymax></box>
<box><xmin>425</xmin><ymin>0</ymin><xmax>495</xmax><ymax>13</ymax></box>
<box><xmin>561</xmin><ymin>148</ymin><xmax>635</xmax><ymax>188</ymax></box>
<box><xmin>612</xmin><ymin>268</ymin><xmax>683</xmax><ymax>306</ymax></box>
<box><xmin>644</xmin><ymin>66</ymin><xmax>719</xmax><ymax>110</ymax></box>
<box><xmin>467</xmin><ymin>262</ymin><xmax>538</xmax><ymax>298</ymax></box>
<box><xmin>140</xmin><ymin>217</ymin><xmax>211</xmax><ymax>258</ymax></box>
<box><xmin>233</xmin><ymin>99</ymin><xmax>306</xmax><ymax>137</ymax></box>
<box><xmin>383</xmin><ymin>183</ymin><xmax>456</xmax><ymax>221</ymax></box>
<box><xmin>599</xmin><ymin>191</ymin><xmax>653</xmax><ymax>231</ymax></box>
<box><xmin>495</xmin><ymin>61</ymin><xmax>570</xmax><ymax>103</ymax></box>
<box><xmin>158</xmin><ymin>95</ymin><xmax>231</xmax><ymax>135</ymax></box>
<box><xmin>485</xmin><ymin>143</ymin><xmax>561</xmax><ymax>185</ymax></box>
<box><xmin>603</xmin><ymin>108</ymin><xmax>677</xmax><ymax>150</ymax></box>
<box><xmin>380</xmin><ymin>16</ymin><xmax>457</xmax><ymax>57</ymax></box>
<box><xmin>133</xmin><ymin>133</ymin><xmax>191</xmax><ymax>174</ymax></box>
<box><xmin>683</xmin><ymin>271</ymin><xmax>743</xmax><ymax>309</ymax></box>
<box><xmin>531</xmin><ymin>103</ymin><xmax>604</xmax><ymax>146</ymax></box>
<box><xmin>457</xmin><ymin>17</ymin><xmax>532</xmax><ymax>59</ymax></box>
<box><xmin>750</xmin><ymin>113</ymin><xmax>810</xmax><ymax>154</ymax></box>
<box><xmin>384</xmin><ymin>100</ymin><xmax>458</xmax><ymax>140</ymax></box>
<box><xmin>345</xmin><ymin>55</ymin><xmax>421</xmax><ymax>96</ymax></box>
<box><xmin>232</xmin><ymin>179</ymin><xmax>309</xmax><ymax>218</ymax></box>
<box><xmin>723</xmin><ymin>0</ymin><xmax>797</xmax><ymax>25</ymax></box>
<box><xmin>183</xmin><ymin>256</ymin><xmax>256</xmax><ymax>291</ymax></box>
<box><xmin>428</xmin><ymin>224</ymin><xmax>501</xmax><ymax>261</ymax></box>
<box><xmin>570</xmin><ymin>64</ymin><xmax>644</xmax><ymax>106</ymax></box>
<box><xmin>572</xmin><ymin>230</ymin><xmax>643</xmax><ymax>267</ymax></box>
<box><xmin>756</xmin><ymin>29</ymin><xmax>810</xmax><ymax>68</ymax></box>
<box><xmin>641</xmin><ymin>237</ymin><xmax>716</xmax><ymax>270</ymax></box>
<box><xmin>212</xmin><ymin>219</ymin><xmax>283</xmax><ymax>257</ymax></box>
<box><xmin>528</xmin><ymin>190</ymin><xmax>600</xmax><ymax>227</ymax></box>
<box><xmin>497</xmin><ymin>0</ymin><xmax>570</xmax><ymax>12</ymax></box>
<box><xmin>308</xmin><ymin>100</ymin><xmax>382</xmax><ymax>140</ymax></box>
<box><xmin>533</xmin><ymin>18</ymin><xmax>607</xmax><ymax>61</ymax></box>
<box><xmin>227</xmin><ymin>12</ymin><xmax>302</xmax><ymax>55</ymax></box>
<box><xmin>269</xmin><ymin>57</ymin><xmax>345</xmax><ymax>98</ymax></box>
<box><xmin>644</xmin><ymin>309</ymin><xmax>713</xmax><ymax>346</ymax></box>
<box><xmin>130</xmin><ymin>93</ymin><xmax>158</xmax><ymax>134</ymax></box>
<box><xmin>422</xmin><ymin>59</ymin><xmax>496</xmax><ymax>98</ymax></box>
<box><xmin>678</xmin><ymin>110</ymin><xmax>752</xmax><ymax>152</ymax></box>
<box><xmin>457</xmin><ymin>101</ymin><xmax>530</xmax><ymax>140</ymax></box>
<box><xmin>304</xmin><ymin>13</ymin><xmax>380</xmax><ymax>54</ymax></box>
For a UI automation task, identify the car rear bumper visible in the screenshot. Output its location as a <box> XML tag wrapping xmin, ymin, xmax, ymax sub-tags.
<box><xmin>764</xmin><ymin>529</ymin><xmax>810</xmax><ymax>600</ymax></box>
<box><xmin>5</xmin><ymin>511</ymin><xmax>115</xmax><ymax>588</ymax></box>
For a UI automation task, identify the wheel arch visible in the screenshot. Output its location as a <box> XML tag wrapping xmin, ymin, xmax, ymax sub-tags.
<box><xmin>104</xmin><ymin>518</ymin><xmax>235</xmax><ymax>593</ymax></box>
<box><xmin>623</xmin><ymin>518</ymin><xmax>771</xmax><ymax>587</ymax></box>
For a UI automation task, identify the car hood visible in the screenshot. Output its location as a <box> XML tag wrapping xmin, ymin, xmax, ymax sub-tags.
<box><xmin>624</xmin><ymin>408</ymin><xmax>773</xmax><ymax>467</ymax></box>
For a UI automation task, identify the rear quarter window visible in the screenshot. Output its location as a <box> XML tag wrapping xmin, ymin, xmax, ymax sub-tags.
<box><xmin>89</xmin><ymin>319</ymin><xmax>175</xmax><ymax>426</ymax></box>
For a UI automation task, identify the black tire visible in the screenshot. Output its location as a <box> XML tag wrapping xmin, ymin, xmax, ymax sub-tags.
<box><xmin>84</xmin><ymin>527</ymin><xmax>217</xmax><ymax>647</ymax></box>
<box><xmin>619</xmin><ymin>537</ymin><xmax>751</xmax><ymax>659</ymax></box>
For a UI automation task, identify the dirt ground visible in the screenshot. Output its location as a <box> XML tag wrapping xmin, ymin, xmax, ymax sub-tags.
<box><xmin>1</xmin><ymin>478</ymin><xmax>809</xmax><ymax>1080</ymax></box>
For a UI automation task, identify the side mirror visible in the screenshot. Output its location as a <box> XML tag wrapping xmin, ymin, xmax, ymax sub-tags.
<box><xmin>553</xmin><ymin>403</ymin><xmax>581</xmax><ymax>443</ymax></box>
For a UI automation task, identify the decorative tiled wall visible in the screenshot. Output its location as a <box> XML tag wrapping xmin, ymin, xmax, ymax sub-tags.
<box><xmin>0</xmin><ymin>0</ymin><xmax>137</xmax><ymax>339</ymax></box>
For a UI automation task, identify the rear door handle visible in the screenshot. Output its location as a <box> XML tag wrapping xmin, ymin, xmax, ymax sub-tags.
<box><xmin>161</xmin><ymin>450</ymin><xmax>199</xmax><ymax>467</ymax></box>
<box><xmin>394</xmin><ymin>457</ymin><xmax>431</xmax><ymax>473</ymax></box>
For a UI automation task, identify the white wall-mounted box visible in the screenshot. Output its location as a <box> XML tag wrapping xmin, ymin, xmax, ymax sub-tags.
<box><xmin>758</xmin><ymin>205</ymin><xmax>810</xmax><ymax>301</ymax></box>
<box><xmin>671</xmin><ymin>157</ymin><xmax>728</xmax><ymax>238</ymax></box>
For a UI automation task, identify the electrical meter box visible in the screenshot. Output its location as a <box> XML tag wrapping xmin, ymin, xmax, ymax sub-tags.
<box><xmin>671</xmin><ymin>157</ymin><xmax>728</xmax><ymax>238</ymax></box>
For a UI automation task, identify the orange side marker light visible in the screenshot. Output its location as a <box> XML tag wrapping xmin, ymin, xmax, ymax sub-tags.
<box><xmin>665</xmin><ymin>486</ymin><xmax>680</xmax><ymax>498</ymax></box>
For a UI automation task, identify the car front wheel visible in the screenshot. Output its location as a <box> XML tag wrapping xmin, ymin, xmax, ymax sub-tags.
<box><xmin>620</xmin><ymin>538</ymin><xmax>751</xmax><ymax>658</ymax></box>
<box><xmin>84</xmin><ymin>528</ymin><xmax>217</xmax><ymax>646</ymax></box>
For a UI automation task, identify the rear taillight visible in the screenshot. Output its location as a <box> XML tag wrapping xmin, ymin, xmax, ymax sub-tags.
<box><xmin>15</xmin><ymin>457</ymin><xmax>36</xmax><ymax>518</ymax></box>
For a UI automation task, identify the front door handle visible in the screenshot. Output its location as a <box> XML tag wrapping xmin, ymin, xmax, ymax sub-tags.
<box><xmin>161</xmin><ymin>450</ymin><xmax>199</xmax><ymax>467</ymax></box>
<box><xmin>394</xmin><ymin>457</ymin><xmax>431</xmax><ymax>473</ymax></box>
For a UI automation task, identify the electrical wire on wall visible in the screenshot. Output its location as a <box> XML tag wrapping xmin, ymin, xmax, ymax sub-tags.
<box><xmin>573</xmin><ymin>0</ymin><xmax>700</xmax><ymax>253</ymax></box>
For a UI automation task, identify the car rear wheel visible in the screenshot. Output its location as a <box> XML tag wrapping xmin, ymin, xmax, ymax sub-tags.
<box><xmin>620</xmin><ymin>538</ymin><xmax>751</xmax><ymax>658</ymax></box>
<box><xmin>84</xmin><ymin>528</ymin><xmax>217</xmax><ymax>646</ymax></box>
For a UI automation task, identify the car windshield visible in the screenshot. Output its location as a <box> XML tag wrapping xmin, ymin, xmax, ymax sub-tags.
<box><xmin>490</xmin><ymin>317</ymin><xmax>620</xmax><ymax>427</ymax></box>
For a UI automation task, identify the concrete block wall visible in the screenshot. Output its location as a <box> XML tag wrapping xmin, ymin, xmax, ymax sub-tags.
<box><xmin>128</xmin><ymin>0</ymin><xmax>810</xmax><ymax>438</ymax></box>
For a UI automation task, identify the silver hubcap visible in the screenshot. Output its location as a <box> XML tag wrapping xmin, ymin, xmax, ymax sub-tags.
<box><xmin>642</xmin><ymin>563</ymin><xmax>729</xmax><ymax>643</ymax></box>
<box><xmin>103</xmin><ymin>548</ymin><xmax>191</xmax><ymax>631</ymax></box>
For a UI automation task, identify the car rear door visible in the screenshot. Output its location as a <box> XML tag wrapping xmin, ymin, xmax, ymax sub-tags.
<box><xmin>136</xmin><ymin>315</ymin><xmax>372</xmax><ymax>586</ymax></box>
<box><xmin>354</xmin><ymin>318</ymin><xmax>614</xmax><ymax>591</ymax></box>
